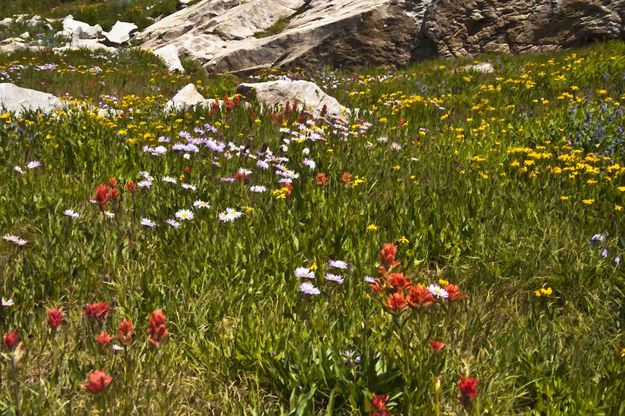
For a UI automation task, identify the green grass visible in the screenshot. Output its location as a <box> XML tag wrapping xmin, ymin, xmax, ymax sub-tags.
<box><xmin>254</xmin><ymin>17</ymin><xmax>291</xmax><ymax>39</ymax></box>
<box><xmin>1</xmin><ymin>41</ymin><xmax>625</xmax><ymax>414</ymax></box>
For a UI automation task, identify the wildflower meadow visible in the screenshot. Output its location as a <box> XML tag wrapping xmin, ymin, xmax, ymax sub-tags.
<box><xmin>2</xmin><ymin>40</ymin><xmax>625</xmax><ymax>414</ymax></box>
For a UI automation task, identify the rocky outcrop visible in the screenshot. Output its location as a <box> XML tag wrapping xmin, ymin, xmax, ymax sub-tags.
<box><xmin>423</xmin><ymin>0</ymin><xmax>625</xmax><ymax>57</ymax></box>
<box><xmin>0</xmin><ymin>83</ymin><xmax>62</xmax><ymax>115</ymax></box>
<box><xmin>236</xmin><ymin>80</ymin><xmax>347</xmax><ymax>117</ymax></box>
<box><xmin>137</xmin><ymin>0</ymin><xmax>625</xmax><ymax>73</ymax></box>
<box><xmin>138</xmin><ymin>0</ymin><xmax>430</xmax><ymax>73</ymax></box>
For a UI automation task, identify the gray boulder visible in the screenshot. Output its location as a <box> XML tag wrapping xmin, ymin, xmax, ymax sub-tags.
<box><xmin>236</xmin><ymin>79</ymin><xmax>346</xmax><ymax>117</ymax></box>
<box><xmin>138</xmin><ymin>0</ymin><xmax>430</xmax><ymax>73</ymax></box>
<box><xmin>0</xmin><ymin>83</ymin><xmax>62</xmax><ymax>115</ymax></box>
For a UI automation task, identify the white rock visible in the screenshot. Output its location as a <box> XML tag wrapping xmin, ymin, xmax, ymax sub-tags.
<box><xmin>153</xmin><ymin>44</ymin><xmax>185</xmax><ymax>73</ymax></box>
<box><xmin>104</xmin><ymin>21</ymin><xmax>138</xmax><ymax>45</ymax></box>
<box><xmin>138</xmin><ymin>0</ymin><xmax>430</xmax><ymax>73</ymax></box>
<box><xmin>236</xmin><ymin>80</ymin><xmax>347</xmax><ymax>117</ymax></box>
<box><xmin>0</xmin><ymin>17</ymin><xmax>13</xmax><ymax>27</ymax></box>
<box><xmin>53</xmin><ymin>39</ymin><xmax>117</xmax><ymax>53</ymax></box>
<box><xmin>62</xmin><ymin>16</ymin><xmax>103</xmax><ymax>39</ymax></box>
<box><xmin>19</xmin><ymin>32</ymin><xmax>30</xmax><ymax>40</ymax></box>
<box><xmin>0</xmin><ymin>83</ymin><xmax>62</xmax><ymax>115</ymax></box>
<box><xmin>0</xmin><ymin>37</ymin><xmax>27</xmax><ymax>53</ymax></box>
<box><xmin>463</xmin><ymin>62</ymin><xmax>495</xmax><ymax>74</ymax></box>
<box><xmin>54</xmin><ymin>30</ymin><xmax>72</xmax><ymax>40</ymax></box>
<box><xmin>165</xmin><ymin>83</ymin><xmax>206</xmax><ymax>111</ymax></box>
<box><xmin>27</xmin><ymin>15</ymin><xmax>43</xmax><ymax>28</ymax></box>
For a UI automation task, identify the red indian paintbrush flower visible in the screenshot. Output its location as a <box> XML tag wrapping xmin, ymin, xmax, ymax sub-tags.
<box><xmin>315</xmin><ymin>172</ymin><xmax>328</xmax><ymax>186</ymax></box>
<box><xmin>385</xmin><ymin>292</ymin><xmax>407</xmax><ymax>312</ymax></box>
<box><xmin>47</xmin><ymin>307</ymin><xmax>63</xmax><ymax>330</ymax></box>
<box><xmin>148</xmin><ymin>310</ymin><xmax>168</xmax><ymax>348</ymax></box>
<box><xmin>126</xmin><ymin>180</ymin><xmax>137</xmax><ymax>193</ymax></box>
<box><xmin>83</xmin><ymin>370</ymin><xmax>112</xmax><ymax>393</ymax></box>
<box><xmin>117</xmin><ymin>319</ymin><xmax>134</xmax><ymax>345</ymax></box>
<box><xmin>340</xmin><ymin>171</ymin><xmax>353</xmax><ymax>185</ymax></box>
<box><xmin>83</xmin><ymin>302</ymin><xmax>110</xmax><ymax>325</ymax></box>
<box><xmin>445</xmin><ymin>284</ymin><xmax>468</xmax><ymax>302</ymax></box>
<box><xmin>407</xmin><ymin>285</ymin><xmax>435</xmax><ymax>309</ymax></box>
<box><xmin>431</xmin><ymin>341</ymin><xmax>446</xmax><ymax>352</ymax></box>
<box><xmin>96</xmin><ymin>331</ymin><xmax>113</xmax><ymax>350</ymax></box>
<box><xmin>387</xmin><ymin>273</ymin><xmax>411</xmax><ymax>291</ymax></box>
<box><xmin>3</xmin><ymin>330</ymin><xmax>19</xmax><ymax>350</ymax></box>
<box><xmin>94</xmin><ymin>185</ymin><xmax>110</xmax><ymax>210</ymax></box>
<box><xmin>379</xmin><ymin>243</ymin><xmax>399</xmax><ymax>271</ymax></box>
<box><xmin>458</xmin><ymin>377</ymin><xmax>479</xmax><ymax>406</ymax></box>
<box><xmin>93</xmin><ymin>182</ymin><xmax>118</xmax><ymax>212</ymax></box>
<box><xmin>370</xmin><ymin>393</ymin><xmax>391</xmax><ymax>416</ymax></box>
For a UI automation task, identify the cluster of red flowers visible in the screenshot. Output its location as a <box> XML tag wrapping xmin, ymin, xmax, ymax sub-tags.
<box><xmin>269</xmin><ymin>100</ymin><xmax>308</xmax><ymax>126</ymax></box>
<box><xmin>95</xmin><ymin>319</ymin><xmax>135</xmax><ymax>350</ymax></box>
<box><xmin>369</xmin><ymin>393</ymin><xmax>391</xmax><ymax>416</ymax></box>
<box><xmin>2</xmin><ymin>304</ymin><xmax>168</xmax><ymax>395</ymax></box>
<box><xmin>83</xmin><ymin>301</ymin><xmax>110</xmax><ymax>325</ymax></box>
<box><xmin>148</xmin><ymin>310</ymin><xmax>168</xmax><ymax>348</ymax></box>
<box><xmin>458</xmin><ymin>376</ymin><xmax>479</xmax><ymax>407</ymax></box>
<box><xmin>93</xmin><ymin>178</ymin><xmax>119</xmax><ymax>211</ymax></box>
<box><xmin>368</xmin><ymin>243</ymin><xmax>467</xmax><ymax>313</ymax></box>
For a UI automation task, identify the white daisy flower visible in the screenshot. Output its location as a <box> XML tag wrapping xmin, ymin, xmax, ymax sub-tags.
<box><xmin>162</xmin><ymin>176</ymin><xmax>177</xmax><ymax>183</ymax></box>
<box><xmin>27</xmin><ymin>160</ymin><xmax>42</xmax><ymax>169</ymax></box>
<box><xmin>249</xmin><ymin>185</ymin><xmax>266</xmax><ymax>193</ymax></box>
<box><xmin>294</xmin><ymin>267</ymin><xmax>315</xmax><ymax>279</ymax></box>
<box><xmin>193</xmin><ymin>200</ymin><xmax>210</xmax><ymax>209</ymax></box>
<box><xmin>324</xmin><ymin>273</ymin><xmax>344</xmax><ymax>284</ymax></box>
<box><xmin>137</xmin><ymin>180</ymin><xmax>153</xmax><ymax>189</ymax></box>
<box><xmin>218</xmin><ymin>208</ymin><xmax>242</xmax><ymax>222</ymax></box>
<box><xmin>3</xmin><ymin>234</ymin><xmax>27</xmax><ymax>246</ymax></box>
<box><xmin>166</xmin><ymin>219</ymin><xmax>180</xmax><ymax>229</ymax></box>
<box><xmin>140</xmin><ymin>218</ymin><xmax>157</xmax><ymax>228</ymax></box>
<box><xmin>14</xmin><ymin>166</ymin><xmax>24</xmax><ymax>174</ymax></box>
<box><xmin>328</xmin><ymin>259</ymin><xmax>349</xmax><ymax>270</ymax></box>
<box><xmin>300</xmin><ymin>282</ymin><xmax>320</xmax><ymax>295</ymax></box>
<box><xmin>63</xmin><ymin>209</ymin><xmax>79</xmax><ymax>219</ymax></box>
<box><xmin>181</xmin><ymin>183</ymin><xmax>196</xmax><ymax>191</ymax></box>
<box><xmin>175</xmin><ymin>209</ymin><xmax>194</xmax><ymax>221</ymax></box>
<box><xmin>1</xmin><ymin>297</ymin><xmax>14</xmax><ymax>307</ymax></box>
<box><xmin>427</xmin><ymin>284</ymin><xmax>449</xmax><ymax>299</ymax></box>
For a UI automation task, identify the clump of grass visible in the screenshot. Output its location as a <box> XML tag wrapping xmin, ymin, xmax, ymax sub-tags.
<box><xmin>254</xmin><ymin>16</ymin><xmax>290</xmax><ymax>39</ymax></box>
